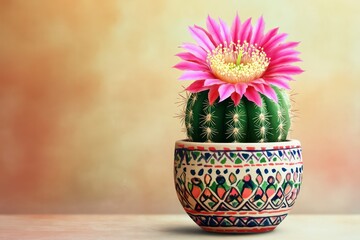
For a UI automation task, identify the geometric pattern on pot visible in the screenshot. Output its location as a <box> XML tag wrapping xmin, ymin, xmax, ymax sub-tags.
<box><xmin>174</xmin><ymin>140</ymin><xmax>303</xmax><ymax>233</ymax></box>
<box><xmin>175</xmin><ymin>165</ymin><xmax>303</xmax><ymax>212</ymax></box>
<box><xmin>188</xmin><ymin>213</ymin><xmax>287</xmax><ymax>229</ymax></box>
<box><xmin>174</xmin><ymin>147</ymin><xmax>302</xmax><ymax>166</ymax></box>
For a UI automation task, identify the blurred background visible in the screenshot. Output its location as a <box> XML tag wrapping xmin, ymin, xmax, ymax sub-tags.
<box><xmin>0</xmin><ymin>0</ymin><xmax>359</xmax><ymax>214</ymax></box>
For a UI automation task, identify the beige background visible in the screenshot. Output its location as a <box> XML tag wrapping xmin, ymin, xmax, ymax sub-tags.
<box><xmin>0</xmin><ymin>0</ymin><xmax>359</xmax><ymax>213</ymax></box>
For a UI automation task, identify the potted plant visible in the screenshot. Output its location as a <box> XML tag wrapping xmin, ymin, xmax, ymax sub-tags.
<box><xmin>174</xmin><ymin>14</ymin><xmax>303</xmax><ymax>233</ymax></box>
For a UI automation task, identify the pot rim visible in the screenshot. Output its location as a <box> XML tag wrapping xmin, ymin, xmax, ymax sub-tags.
<box><xmin>175</xmin><ymin>139</ymin><xmax>301</xmax><ymax>150</ymax></box>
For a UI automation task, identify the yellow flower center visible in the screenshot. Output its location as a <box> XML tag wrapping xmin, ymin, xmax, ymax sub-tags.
<box><xmin>207</xmin><ymin>41</ymin><xmax>270</xmax><ymax>83</ymax></box>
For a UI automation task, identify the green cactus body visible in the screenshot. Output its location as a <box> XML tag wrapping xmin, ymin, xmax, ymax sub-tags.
<box><xmin>185</xmin><ymin>87</ymin><xmax>291</xmax><ymax>143</ymax></box>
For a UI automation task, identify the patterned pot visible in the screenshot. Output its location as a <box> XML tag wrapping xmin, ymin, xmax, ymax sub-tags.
<box><xmin>174</xmin><ymin>139</ymin><xmax>303</xmax><ymax>233</ymax></box>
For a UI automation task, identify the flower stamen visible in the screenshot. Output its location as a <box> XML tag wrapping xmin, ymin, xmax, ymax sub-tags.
<box><xmin>207</xmin><ymin>41</ymin><xmax>270</xmax><ymax>84</ymax></box>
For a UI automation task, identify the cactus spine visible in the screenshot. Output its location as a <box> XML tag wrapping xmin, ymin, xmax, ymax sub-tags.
<box><xmin>184</xmin><ymin>86</ymin><xmax>291</xmax><ymax>143</ymax></box>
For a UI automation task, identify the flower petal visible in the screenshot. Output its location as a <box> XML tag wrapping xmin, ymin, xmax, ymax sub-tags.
<box><xmin>219</xmin><ymin>18</ymin><xmax>232</xmax><ymax>45</ymax></box>
<box><xmin>239</xmin><ymin>18</ymin><xmax>252</xmax><ymax>44</ymax></box>
<box><xmin>266</xmin><ymin>65</ymin><xmax>304</xmax><ymax>75</ymax></box>
<box><xmin>251</xmin><ymin>82</ymin><xmax>266</xmax><ymax>93</ymax></box>
<box><xmin>189</xmin><ymin>26</ymin><xmax>215</xmax><ymax>52</ymax></box>
<box><xmin>262</xmin><ymin>84</ymin><xmax>278</xmax><ymax>102</ymax></box>
<box><xmin>244</xmin><ymin>87</ymin><xmax>262</xmax><ymax>106</ymax></box>
<box><xmin>269</xmin><ymin>56</ymin><xmax>302</xmax><ymax>66</ymax></box>
<box><xmin>181</xmin><ymin>43</ymin><xmax>207</xmax><ymax>60</ymax></box>
<box><xmin>264</xmin><ymin>77</ymin><xmax>291</xmax><ymax>89</ymax></box>
<box><xmin>231</xmin><ymin>92</ymin><xmax>241</xmax><ymax>106</ymax></box>
<box><xmin>206</xmin><ymin>15</ymin><xmax>222</xmax><ymax>45</ymax></box>
<box><xmin>175</xmin><ymin>52</ymin><xmax>203</xmax><ymax>63</ymax></box>
<box><xmin>249</xmin><ymin>81</ymin><xmax>278</xmax><ymax>102</ymax></box>
<box><xmin>264</xmin><ymin>74</ymin><xmax>294</xmax><ymax>81</ymax></box>
<box><xmin>218</xmin><ymin>84</ymin><xmax>235</xmax><ymax>102</ymax></box>
<box><xmin>262</xmin><ymin>33</ymin><xmax>288</xmax><ymax>51</ymax></box>
<box><xmin>186</xmin><ymin>80</ymin><xmax>206</xmax><ymax>92</ymax></box>
<box><xmin>208</xmin><ymin>86</ymin><xmax>219</xmax><ymax>105</ymax></box>
<box><xmin>251</xmin><ymin>78</ymin><xmax>266</xmax><ymax>84</ymax></box>
<box><xmin>260</xmin><ymin>27</ymin><xmax>279</xmax><ymax>47</ymax></box>
<box><xmin>231</xmin><ymin>13</ymin><xmax>242</xmax><ymax>43</ymax></box>
<box><xmin>179</xmin><ymin>71</ymin><xmax>214</xmax><ymax>81</ymax></box>
<box><xmin>278</xmin><ymin>41</ymin><xmax>300</xmax><ymax>49</ymax></box>
<box><xmin>194</xmin><ymin>25</ymin><xmax>217</xmax><ymax>46</ymax></box>
<box><xmin>235</xmin><ymin>83</ymin><xmax>248</xmax><ymax>96</ymax></box>
<box><xmin>251</xmin><ymin>16</ymin><xmax>265</xmax><ymax>44</ymax></box>
<box><xmin>173</xmin><ymin>61</ymin><xmax>209</xmax><ymax>71</ymax></box>
<box><xmin>270</xmin><ymin>49</ymin><xmax>301</xmax><ymax>59</ymax></box>
<box><xmin>204</xmin><ymin>78</ymin><xmax>223</xmax><ymax>86</ymax></box>
<box><xmin>267</xmin><ymin>42</ymin><xmax>300</xmax><ymax>57</ymax></box>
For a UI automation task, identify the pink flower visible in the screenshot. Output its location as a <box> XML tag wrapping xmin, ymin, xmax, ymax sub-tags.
<box><xmin>174</xmin><ymin>15</ymin><xmax>303</xmax><ymax>106</ymax></box>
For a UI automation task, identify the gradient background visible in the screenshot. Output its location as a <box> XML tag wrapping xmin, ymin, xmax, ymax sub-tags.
<box><xmin>0</xmin><ymin>0</ymin><xmax>359</xmax><ymax>214</ymax></box>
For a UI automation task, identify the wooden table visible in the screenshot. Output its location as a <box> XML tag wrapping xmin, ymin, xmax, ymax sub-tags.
<box><xmin>0</xmin><ymin>214</ymin><xmax>359</xmax><ymax>240</ymax></box>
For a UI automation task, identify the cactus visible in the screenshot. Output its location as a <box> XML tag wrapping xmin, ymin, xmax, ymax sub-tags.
<box><xmin>175</xmin><ymin>15</ymin><xmax>302</xmax><ymax>143</ymax></box>
<box><xmin>184</xmin><ymin>86</ymin><xmax>291</xmax><ymax>143</ymax></box>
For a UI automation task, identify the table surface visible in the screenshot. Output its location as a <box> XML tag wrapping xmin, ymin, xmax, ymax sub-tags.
<box><xmin>0</xmin><ymin>214</ymin><xmax>359</xmax><ymax>240</ymax></box>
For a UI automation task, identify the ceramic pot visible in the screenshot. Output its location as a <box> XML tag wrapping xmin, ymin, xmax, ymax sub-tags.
<box><xmin>174</xmin><ymin>139</ymin><xmax>303</xmax><ymax>233</ymax></box>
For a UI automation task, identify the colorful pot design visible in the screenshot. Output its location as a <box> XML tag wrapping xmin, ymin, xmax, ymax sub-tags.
<box><xmin>174</xmin><ymin>139</ymin><xmax>303</xmax><ymax>233</ymax></box>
